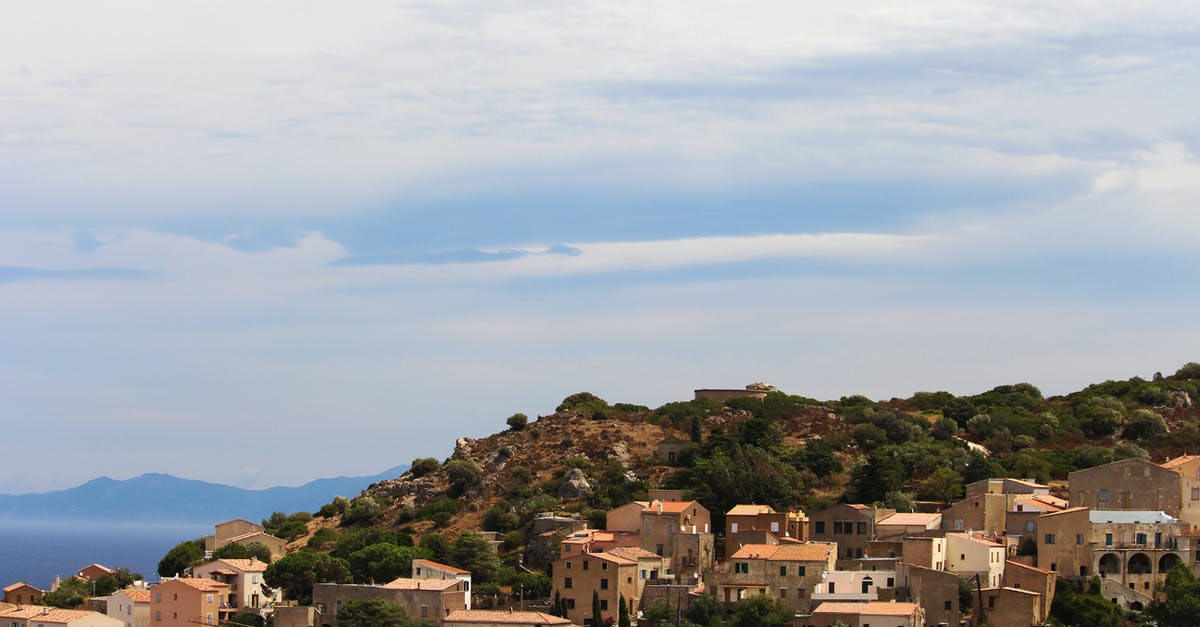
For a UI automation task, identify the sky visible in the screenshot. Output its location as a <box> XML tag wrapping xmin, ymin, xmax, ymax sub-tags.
<box><xmin>2</xmin><ymin>1</ymin><xmax>1200</xmax><ymax>493</ymax></box>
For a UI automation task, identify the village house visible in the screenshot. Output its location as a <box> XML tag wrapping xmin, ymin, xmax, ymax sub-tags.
<box><xmin>411</xmin><ymin>559</ymin><xmax>473</xmax><ymax>609</ymax></box>
<box><xmin>75</xmin><ymin>565</ymin><xmax>114</xmax><ymax>582</ymax></box>
<box><xmin>312</xmin><ymin>577</ymin><xmax>468</xmax><ymax>625</ymax></box>
<box><xmin>656</xmin><ymin>435</ymin><xmax>688</xmax><ymax>465</ymax></box>
<box><xmin>202</xmin><ymin>519</ymin><xmax>287</xmax><ymax>560</ymax></box>
<box><xmin>806</xmin><ymin>600</ymin><xmax>924</xmax><ymax>627</ymax></box>
<box><xmin>809</xmin><ymin>504</ymin><xmax>896</xmax><ymax>563</ymax></box>
<box><xmin>551</xmin><ymin>550</ymin><xmax>640</xmax><ymax>627</ymax></box>
<box><xmin>874</xmin><ymin>513</ymin><xmax>942</xmax><ymax>541</ymax></box>
<box><xmin>3</xmin><ymin>582</ymin><xmax>44</xmax><ymax>606</ymax></box>
<box><xmin>811</xmin><ymin>568</ymin><xmax>897</xmax><ymax>605</ymax></box>
<box><xmin>941</xmin><ymin>477</ymin><xmax>1065</xmax><ymax>538</ymax></box>
<box><xmin>0</xmin><ymin>606</ymin><xmax>122</xmax><ymax>627</ymax></box>
<box><xmin>725</xmin><ymin>504</ymin><xmax>809</xmax><ymax>549</ymax></box>
<box><xmin>105</xmin><ymin>588</ymin><xmax>150</xmax><ymax>627</ymax></box>
<box><xmin>945</xmin><ymin>532</ymin><xmax>1005</xmax><ymax>588</ymax></box>
<box><xmin>443</xmin><ymin>609</ymin><xmax>575</xmax><ymax>627</ymax></box>
<box><xmin>973</xmin><ymin>587</ymin><xmax>1045</xmax><ymax>627</ymax></box>
<box><xmin>1067</xmin><ymin>457</ymin><xmax>1200</xmax><ymax>526</ymax></box>
<box><xmin>706</xmin><ymin>542</ymin><xmax>835</xmax><ymax>614</ymax></box>
<box><xmin>607</xmin><ymin>499</ymin><xmax>714</xmax><ymax>578</ymax></box>
<box><xmin>192</xmin><ymin>557</ymin><xmax>280</xmax><ymax>614</ymax></box>
<box><xmin>1037</xmin><ymin>506</ymin><xmax>1190</xmax><ymax>610</ymax></box>
<box><xmin>149</xmin><ymin>578</ymin><xmax>228</xmax><ymax>627</ymax></box>
<box><xmin>894</xmin><ymin>562</ymin><xmax>963</xmax><ymax>627</ymax></box>
<box><xmin>693</xmin><ymin>384</ymin><xmax>772</xmax><ymax>403</ymax></box>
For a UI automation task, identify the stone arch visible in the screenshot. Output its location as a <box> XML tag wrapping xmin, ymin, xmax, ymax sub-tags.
<box><xmin>1128</xmin><ymin>553</ymin><xmax>1152</xmax><ymax>574</ymax></box>
<box><xmin>1098</xmin><ymin>553</ymin><xmax>1121</xmax><ymax>576</ymax></box>
<box><xmin>1130</xmin><ymin>601</ymin><xmax>1145</xmax><ymax>611</ymax></box>
<box><xmin>1159</xmin><ymin>553</ymin><xmax>1182</xmax><ymax>572</ymax></box>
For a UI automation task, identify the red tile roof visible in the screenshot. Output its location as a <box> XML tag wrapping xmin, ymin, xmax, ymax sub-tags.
<box><xmin>443</xmin><ymin>609</ymin><xmax>573</xmax><ymax>624</ymax></box>
<box><xmin>413</xmin><ymin>558</ymin><xmax>471</xmax><ymax>575</ymax></box>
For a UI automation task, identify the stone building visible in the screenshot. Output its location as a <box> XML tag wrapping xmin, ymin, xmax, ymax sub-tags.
<box><xmin>809</xmin><ymin>504</ymin><xmax>895</xmax><ymax>564</ymax></box>
<box><xmin>706</xmin><ymin>542</ymin><xmax>835</xmax><ymax>614</ymax></box>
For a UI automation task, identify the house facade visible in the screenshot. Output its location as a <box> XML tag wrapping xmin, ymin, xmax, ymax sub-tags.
<box><xmin>706</xmin><ymin>543</ymin><xmax>835</xmax><ymax>614</ymax></box>
<box><xmin>105</xmin><ymin>588</ymin><xmax>150</xmax><ymax>627</ymax></box>
<box><xmin>809</xmin><ymin>504</ymin><xmax>895</xmax><ymax>563</ymax></box>
<box><xmin>551</xmin><ymin>551</ymin><xmax>639</xmax><ymax>627</ymax></box>
<box><xmin>149</xmin><ymin>578</ymin><xmax>228</xmax><ymax>627</ymax></box>
<box><xmin>3</xmin><ymin>582</ymin><xmax>44</xmax><ymax>606</ymax></box>
<box><xmin>0</xmin><ymin>606</ymin><xmax>122</xmax><ymax>627</ymax></box>
<box><xmin>192</xmin><ymin>558</ymin><xmax>279</xmax><ymax>613</ymax></box>
<box><xmin>312</xmin><ymin>578</ymin><xmax>468</xmax><ymax>625</ymax></box>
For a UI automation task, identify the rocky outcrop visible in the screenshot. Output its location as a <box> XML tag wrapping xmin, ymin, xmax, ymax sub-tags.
<box><xmin>557</xmin><ymin>468</ymin><xmax>593</xmax><ymax>498</ymax></box>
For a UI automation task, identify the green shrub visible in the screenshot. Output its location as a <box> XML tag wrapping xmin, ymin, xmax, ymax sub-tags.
<box><xmin>506</xmin><ymin>413</ymin><xmax>528</xmax><ymax>431</ymax></box>
<box><xmin>410</xmin><ymin>457</ymin><xmax>440</xmax><ymax>477</ymax></box>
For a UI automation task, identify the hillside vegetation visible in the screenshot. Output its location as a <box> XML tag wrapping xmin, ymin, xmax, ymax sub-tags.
<box><xmin>234</xmin><ymin>364</ymin><xmax>1200</xmax><ymax>606</ymax></box>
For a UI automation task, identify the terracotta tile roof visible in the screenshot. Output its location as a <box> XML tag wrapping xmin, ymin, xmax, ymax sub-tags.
<box><xmin>215</xmin><ymin>518</ymin><xmax>260</xmax><ymax>528</ymax></box>
<box><xmin>608</xmin><ymin>547</ymin><xmax>662</xmax><ymax>560</ymax></box>
<box><xmin>878</xmin><ymin>513</ymin><xmax>942</xmax><ymax>526</ymax></box>
<box><xmin>209</xmin><ymin>558</ymin><xmax>268</xmax><ymax>572</ymax></box>
<box><xmin>847</xmin><ymin>504</ymin><xmax>871</xmax><ymax>510</ymax></box>
<box><xmin>2</xmin><ymin>582</ymin><xmax>40</xmax><ymax>593</ymax></box>
<box><xmin>413</xmin><ymin>558</ymin><xmax>471</xmax><ymax>575</ymax></box>
<box><xmin>586</xmin><ymin>552</ymin><xmax>636</xmax><ymax>565</ymax></box>
<box><xmin>226</xmin><ymin>530</ymin><xmax>282</xmax><ymax>543</ymax></box>
<box><xmin>443</xmin><ymin>609</ymin><xmax>573</xmax><ymax>624</ymax></box>
<box><xmin>812</xmin><ymin>601</ymin><xmax>868</xmax><ymax>614</ymax></box>
<box><xmin>0</xmin><ymin>605</ymin><xmax>102</xmax><ymax>623</ymax></box>
<box><xmin>159</xmin><ymin>577</ymin><xmax>229</xmax><ymax>592</ymax></box>
<box><xmin>1038</xmin><ymin>506</ymin><xmax>1089</xmax><ymax>518</ymax></box>
<box><xmin>1161</xmin><ymin>455</ymin><xmax>1200</xmax><ymax>470</ymax></box>
<box><xmin>647</xmin><ymin>500</ymin><xmax>698</xmax><ymax>514</ymax></box>
<box><xmin>1006</xmin><ymin>560</ymin><xmax>1054</xmax><ymax>575</ymax></box>
<box><xmin>862</xmin><ymin>600</ymin><xmax>921</xmax><ymax>615</ymax></box>
<box><xmin>729</xmin><ymin>543</ymin><xmax>835</xmax><ymax>562</ymax></box>
<box><xmin>726</xmin><ymin>504</ymin><xmax>776</xmax><ymax>516</ymax></box>
<box><xmin>381</xmin><ymin>578</ymin><xmax>462</xmax><ymax>591</ymax></box>
<box><xmin>947</xmin><ymin>532</ymin><xmax>1004</xmax><ymax>547</ymax></box>
<box><xmin>118</xmin><ymin>588</ymin><xmax>152</xmax><ymax>603</ymax></box>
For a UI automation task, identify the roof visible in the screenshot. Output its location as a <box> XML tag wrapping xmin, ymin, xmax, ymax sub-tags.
<box><xmin>862</xmin><ymin>601</ymin><xmax>921</xmax><ymax>616</ymax></box>
<box><xmin>983</xmin><ymin>586</ymin><xmax>1042</xmax><ymax>597</ymax></box>
<box><xmin>78</xmin><ymin>563</ymin><xmax>113</xmax><ymax>574</ymax></box>
<box><xmin>1090</xmin><ymin>510</ymin><xmax>1178</xmax><ymax>524</ymax></box>
<box><xmin>209</xmin><ymin>558</ymin><xmax>268</xmax><ymax>572</ymax></box>
<box><xmin>2</xmin><ymin>582</ymin><xmax>40</xmax><ymax>593</ymax></box>
<box><xmin>226</xmin><ymin>530</ymin><xmax>283</xmax><ymax>543</ymax></box>
<box><xmin>729</xmin><ymin>543</ymin><xmax>835</xmax><ymax>562</ymax></box>
<box><xmin>215</xmin><ymin>518</ymin><xmax>260</xmax><ymax>527</ymax></box>
<box><xmin>878</xmin><ymin>513</ymin><xmax>941</xmax><ymax>527</ymax></box>
<box><xmin>947</xmin><ymin>532</ymin><xmax>1004</xmax><ymax>547</ymax></box>
<box><xmin>585</xmin><ymin>552</ymin><xmax>636</xmax><ymax>565</ymax></box>
<box><xmin>1161</xmin><ymin>455</ymin><xmax>1200</xmax><ymax>470</ymax></box>
<box><xmin>1013</xmin><ymin>493</ymin><xmax>1068</xmax><ymax>511</ymax></box>
<box><xmin>443</xmin><ymin>609</ymin><xmax>573</xmax><ymax>625</ymax></box>
<box><xmin>646</xmin><ymin>500</ymin><xmax>698</xmax><ymax>514</ymax></box>
<box><xmin>727</xmin><ymin>504</ymin><xmax>776</xmax><ymax>516</ymax></box>
<box><xmin>413</xmin><ymin>559</ymin><xmax>471</xmax><ymax>575</ymax></box>
<box><xmin>159</xmin><ymin>577</ymin><xmax>229</xmax><ymax>592</ymax></box>
<box><xmin>608</xmin><ymin>547</ymin><xmax>662</xmax><ymax>560</ymax></box>
<box><xmin>812</xmin><ymin>601</ymin><xmax>868</xmax><ymax>614</ymax></box>
<box><xmin>1005</xmin><ymin>560</ymin><xmax>1054</xmax><ymax>575</ymax></box>
<box><xmin>0</xmin><ymin>606</ymin><xmax>103</xmax><ymax>623</ymax></box>
<box><xmin>381</xmin><ymin>578</ymin><xmax>462</xmax><ymax>591</ymax></box>
<box><xmin>1038</xmin><ymin>506</ymin><xmax>1089</xmax><ymax>518</ymax></box>
<box><xmin>116</xmin><ymin>588</ymin><xmax>152</xmax><ymax>603</ymax></box>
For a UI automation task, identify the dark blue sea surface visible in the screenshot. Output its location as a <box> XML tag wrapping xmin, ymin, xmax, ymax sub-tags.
<box><xmin>0</xmin><ymin>520</ymin><xmax>209</xmax><ymax>589</ymax></box>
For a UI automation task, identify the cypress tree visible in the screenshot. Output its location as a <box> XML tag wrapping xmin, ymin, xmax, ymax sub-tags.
<box><xmin>618</xmin><ymin>595</ymin><xmax>631</xmax><ymax>627</ymax></box>
<box><xmin>592</xmin><ymin>590</ymin><xmax>603</xmax><ymax>627</ymax></box>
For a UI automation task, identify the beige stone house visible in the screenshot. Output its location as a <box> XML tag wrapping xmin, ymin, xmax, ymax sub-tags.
<box><xmin>894</xmin><ymin>562</ymin><xmax>963</xmax><ymax>627</ymax></box>
<box><xmin>809</xmin><ymin>504</ymin><xmax>896</xmax><ymax>563</ymax></box>
<box><xmin>725</xmin><ymin>504</ymin><xmax>808</xmax><ymax>550</ymax></box>
<box><xmin>0</xmin><ymin>606</ymin><xmax>123</xmax><ymax>627</ymax></box>
<box><xmin>1068</xmin><ymin>457</ymin><xmax>1190</xmax><ymax>522</ymax></box>
<box><xmin>149</xmin><ymin>578</ymin><xmax>228</xmax><ymax>627</ymax></box>
<box><xmin>105</xmin><ymin>588</ymin><xmax>150</xmax><ymax>627</ymax></box>
<box><xmin>411</xmin><ymin>559</ymin><xmax>472</xmax><ymax>609</ymax></box>
<box><xmin>312</xmin><ymin>578</ymin><xmax>468</xmax><ymax>625</ymax></box>
<box><xmin>551</xmin><ymin>550</ymin><xmax>640</xmax><ymax>627</ymax></box>
<box><xmin>202</xmin><ymin>519</ymin><xmax>287</xmax><ymax>560</ymax></box>
<box><xmin>192</xmin><ymin>558</ymin><xmax>280</xmax><ymax>613</ymax></box>
<box><xmin>945</xmin><ymin>532</ymin><xmax>1005</xmax><ymax>588</ymax></box>
<box><xmin>604</xmin><ymin>499</ymin><xmax>714</xmax><ymax>577</ymax></box>
<box><xmin>706</xmin><ymin>542</ymin><xmax>835</xmax><ymax>614</ymax></box>
<box><xmin>874</xmin><ymin>513</ymin><xmax>942</xmax><ymax>541</ymax></box>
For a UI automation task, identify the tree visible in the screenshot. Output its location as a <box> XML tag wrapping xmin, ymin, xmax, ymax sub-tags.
<box><xmin>263</xmin><ymin>550</ymin><xmax>352</xmax><ymax>604</ymax></box>
<box><xmin>1147</xmin><ymin>562</ymin><xmax>1200</xmax><ymax>626</ymax></box>
<box><xmin>1174</xmin><ymin>362</ymin><xmax>1200</xmax><ymax>380</ymax></box>
<box><xmin>507</xmin><ymin>413</ymin><xmax>529</xmax><ymax>431</ymax></box>
<box><xmin>349</xmin><ymin>543</ymin><xmax>430</xmax><ymax>584</ymax></box>
<box><xmin>40</xmin><ymin>577</ymin><xmax>90</xmax><ymax>608</ymax></box>
<box><xmin>618</xmin><ymin>595</ymin><xmax>631</xmax><ymax>627</ymax></box>
<box><xmin>1077</xmin><ymin>396</ymin><xmax>1125</xmax><ymax>438</ymax></box>
<box><xmin>686</xmin><ymin>592</ymin><xmax>725</xmax><ymax>626</ymax></box>
<box><xmin>410</xmin><ymin>457</ymin><xmax>440</xmax><ymax>477</ymax></box>
<box><xmin>450</xmin><ymin>531</ymin><xmax>501</xmax><ymax>583</ymax></box>
<box><xmin>337</xmin><ymin>598</ymin><xmax>409</xmax><ymax>627</ymax></box>
<box><xmin>1123</xmin><ymin>409</ymin><xmax>1168</xmax><ymax>441</ymax></box>
<box><xmin>920</xmin><ymin>466</ymin><xmax>965</xmax><ymax>505</ymax></box>
<box><xmin>444</xmin><ymin>459</ymin><xmax>483</xmax><ymax>497</ymax></box>
<box><xmin>931</xmin><ymin>416</ymin><xmax>959</xmax><ymax>440</ymax></box>
<box><xmin>158</xmin><ymin>539</ymin><xmax>204</xmax><ymax>577</ymax></box>
<box><xmin>881</xmin><ymin>490</ymin><xmax>916</xmax><ymax>512</ymax></box>
<box><xmin>729</xmin><ymin>593</ymin><xmax>792</xmax><ymax>627</ymax></box>
<box><xmin>213</xmin><ymin>541</ymin><xmax>273</xmax><ymax>563</ymax></box>
<box><xmin>92</xmin><ymin>568</ymin><xmax>142</xmax><ymax>596</ymax></box>
<box><xmin>592</xmin><ymin>590</ymin><xmax>603</xmax><ymax>627</ymax></box>
<box><xmin>342</xmin><ymin>497</ymin><xmax>385</xmax><ymax>527</ymax></box>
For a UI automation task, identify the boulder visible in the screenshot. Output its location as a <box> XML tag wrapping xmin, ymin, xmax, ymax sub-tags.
<box><xmin>558</xmin><ymin>468</ymin><xmax>593</xmax><ymax>499</ymax></box>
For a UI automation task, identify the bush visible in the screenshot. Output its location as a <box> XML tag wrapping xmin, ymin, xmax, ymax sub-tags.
<box><xmin>337</xmin><ymin>598</ymin><xmax>408</xmax><ymax>627</ymax></box>
<box><xmin>444</xmin><ymin>459</ymin><xmax>483</xmax><ymax>497</ymax></box>
<box><xmin>213</xmin><ymin>541</ymin><xmax>273</xmax><ymax>563</ymax></box>
<box><xmin>410</xmin><ymin>457</ymin><xmax>440</xmax><ymax>478</ymax></box>
<box><xmin>1175</xmin><ymin>362</ymin><xmax>1200</xmax><ymax>380</ymax></box>
<box><xmin>506</xmin><ymin>413</ymin><xmax>528</xmax><ymax>431</ymax></box>
<box><xmin>342</xmin><ymin>498</ymin><xmax>385</xmax><ymax>527</ymax></box>
<box><xmin>556</xmin><ymin>392</ymin><xmax>610</xmax><ymax>416</ymax></box>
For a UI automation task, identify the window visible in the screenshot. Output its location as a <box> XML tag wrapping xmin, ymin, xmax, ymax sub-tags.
<box><xmin>421</xmin><ymin>605</ymin><xmax>429</xmax><ymax>618</ymax></box>
<box><xmin>834</xmin><ymin>521</ymin><xmax>843</xmax><ymax>534</ymax></box>
<box><xmin>567</xmin><ymin>599</ymin><xmax>576</xmax><ymax>609</ymax></box>
<box><xmin>780</xmin><ymin>565</ymin><xmax>787</xmax><ymax>576</ymax></box>
<box><xmin>1076</xmin><ymin>534</ymin><xmax>1084</xmax><ymax>545</ymax></box>
<box><xmin>731</xmin><ymin>523</ymin><xmax>739</xmax><ymax>533</ymax></box>
<box><xmin>1098</xmin><ymin>489</ymin><xmax>1109</xmax><ymax>502</ymax></box>
<box><xmin>565</xmin><ymin>561</ymin><xmax>572</xmax><ymax>569</ymax></box>
<box><xmin>564</xmin><ymin>577</ymin><xmax>573</xmax><ymax>589</ymax></box>
<box><xmin>601</xmin><ymin>562</ymin><xmax>608</xmax><ymax>570</ymax></box>
<box><xmin>770</xmin><ymin>521</ymin><xmax>779</xmax><ymax>533</ymax></box>
<box><xmin>206</xmin><ymin>612</ymin><xmax>214</xmax><ymax>624</ymax></box>
<box><xmin>600</xmin><ymin>600</ymin><xmax>609</xmax><ymax>610</ymax></box>
<box><xmin>856</xmin><ymin>522</ymin><xmax>867</xmax><ymax>535</ymax></box>
<box><xmin>601</xmin><ymin>578</ymin><xmax>609</xmax><ymax>590</ymax></box>
<box><xmin>656</xmin><ymin>544</ymin><xmax>664</xmax><ymax>556</ymax></box>
<box><xmin>815</xmin><ymin>521</ymin><xmax>826</xmax><ymax>534</ymax></box>
<box><xmin>1136</xmin><ymin>533</ymin><xmax>1148</xmax><ymax>545</ymax></box>
<box><xmin>735</xmin><ymin>562</ymin><xmax>749</xmax><ymax>574</ymax></box>
<box><xmin>944</xmin><ymin>600</ymin><xmax>953</xmax><ymax>611</ymax></box>
<box><xmin>828</xmin><ymin>582</ymin><xmax>835</xmax><ymax>593</ymax></box>
<box><xmin>583</xmin><ymin>560</ymin><xmax>589</xmax><ymax>570</ymax></box>
<box><xmin>1044</xmin><ymin>533</ymin><xmax>1056</xmax><ymax>545</ymax></box>
<box><xmin>640</xmin><ymin>569</ymin><xmax>647</xmax><ymax>579</ymax></box>
<box><xmin>798</xmin><ymin>566</ymin><xmax>806</xmax><ymax>576</ymax></box>
<box><xmin>955</xmin><ymin>519</ymin><xmax>964</xmax><ymax>530</ymax></box>
<box><xmin>207</xmin><ymin>594</ymin><xmax>214</xmax><ymax>603</ymax></box>
<box><xmin>887</xmin><ymin>577</ymin><xmax>894</xmax><ymax>587</ymax></box>
<box><xmin>645</xmin><ymin>522</ymin><xmax>653</xmax><ymax>533</ymax></box>
<box><xmin>156</xmin><ymin>594</ymin><xmax>162</xmax><ymax>603</ymax></box>
<box><xmin>155</xmin><ymin>612</ymin><xmax>162</xmax><ymax>621</ymax></box>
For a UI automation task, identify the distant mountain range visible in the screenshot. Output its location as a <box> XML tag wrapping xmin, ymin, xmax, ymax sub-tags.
<box><xmin>0</xmin><ymin>465</ymin><xmax>409</xmax><ymax>524</ymax></box>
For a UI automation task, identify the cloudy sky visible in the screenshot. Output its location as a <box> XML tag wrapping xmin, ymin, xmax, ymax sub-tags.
<box><xmin>3</xmin><ymin>1</ymin><xmax>1199</xmax><ymax>493</ymax></box>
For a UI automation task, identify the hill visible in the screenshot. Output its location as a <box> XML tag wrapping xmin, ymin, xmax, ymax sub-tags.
<box><xmin>0</xmin><ymin>465</ymin><xmax>408</xmax><ymax>524</ymax></box>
